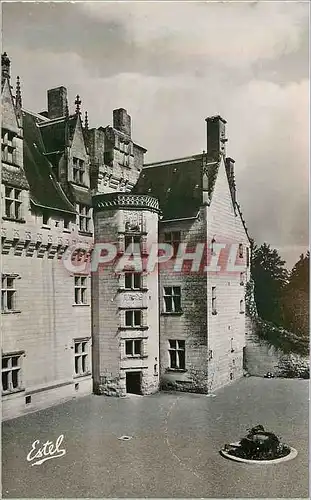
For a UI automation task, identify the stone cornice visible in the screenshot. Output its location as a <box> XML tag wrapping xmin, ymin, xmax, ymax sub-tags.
<box><xmin>93</xmin><ymin>193</ymin><xmax>160</xmax><ymax>213</ymax></box>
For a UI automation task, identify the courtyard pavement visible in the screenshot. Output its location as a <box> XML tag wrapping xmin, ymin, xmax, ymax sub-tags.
<box><xmin>2</xmin><ymin>377</ymin><xmax>309</xmax><ymax>498</ymax></box>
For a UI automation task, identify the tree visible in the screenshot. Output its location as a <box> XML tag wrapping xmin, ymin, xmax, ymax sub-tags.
<box><xmin>281</xmin><ymin>252</ymin><xmax>309</xmax><ymax>338</ymax></box>
<box><xmin>251</xmin><ymin>243</ymin><xmax>288</xmax><ymax>326</ymax></box>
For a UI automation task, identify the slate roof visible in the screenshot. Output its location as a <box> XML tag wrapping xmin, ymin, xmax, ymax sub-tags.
<box><xmin>133</xmin><ymin>154</ymin><xmax>219</xmax><ymax>220</ymax></box>
<box><xmin>22</xmin><ymin>111</ymin><xmax>76</xmax><ymax>213</ymax></box>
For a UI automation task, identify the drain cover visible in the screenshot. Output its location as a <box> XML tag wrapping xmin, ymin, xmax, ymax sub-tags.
<box><xmin>118</xmin><ymin>435</ymin><xmax>133</xmax><ymax>441</ymax></box>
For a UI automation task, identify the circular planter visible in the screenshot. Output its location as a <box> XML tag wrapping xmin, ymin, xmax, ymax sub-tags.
<box><xmin>220</xmin><ymin>442</ymin><xmax>298</xmax><ymax>464</ymax></box>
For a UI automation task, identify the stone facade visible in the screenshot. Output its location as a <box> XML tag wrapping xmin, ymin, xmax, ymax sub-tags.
<box><xmin>2</xmin><ymin>53</ymin><xmax>251</xmax><ymax>419</ymax></box>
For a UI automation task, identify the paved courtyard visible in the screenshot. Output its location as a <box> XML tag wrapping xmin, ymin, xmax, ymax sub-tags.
<box><xmin>2</xmin><ymin>377</ymin><xmax>309</xmax><ymax>498</ymax></box>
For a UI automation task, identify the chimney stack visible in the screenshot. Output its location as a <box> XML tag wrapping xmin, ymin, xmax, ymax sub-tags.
<box><xmin>47</xmin><ymin>86</ymin><xmax>68</xmax><ymax>119</ymax></box>
<box><xmin>205</xmin><ymin>115</ymin><xmax>227</xmax><ymax>161</ymax></box>
<box><xmin>113</xmin><ymin>108</ymin><xmax>131</xmax><ymax>137</ymax></box>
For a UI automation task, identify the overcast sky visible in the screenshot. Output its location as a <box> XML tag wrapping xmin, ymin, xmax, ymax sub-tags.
<box><xmin>2</xmin><ymin>1</ymin><xmax>309</xmax><ymax>268</ymax></box>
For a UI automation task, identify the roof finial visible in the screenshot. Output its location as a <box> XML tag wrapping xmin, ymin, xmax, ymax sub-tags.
<box><xmin>2</xmin><ymin>52</ymin><xmax>11</xmax><ymax>88</ymax></box>
<box><xmin>16</xmin><ymin>75</ymin><xmax>22</xmax><ymax>108</ymax></box>
<box><xmin>75</xmin><ymin>94</ymin><xmax>81</xmax><ymax>115</ymax></box>
<box><xmin>84</xmin><ymin>110</ymin><xmax>89</xmax><ymax>131</ymax></box>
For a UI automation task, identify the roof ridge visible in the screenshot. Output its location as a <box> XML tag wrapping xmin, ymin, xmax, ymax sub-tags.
<box><xmin>144</xmin><ymin>153</ymin><xmax>204</xmax><ymax>168</ymax></box>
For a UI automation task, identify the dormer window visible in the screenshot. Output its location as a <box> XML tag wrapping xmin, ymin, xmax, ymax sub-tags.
<box><xmin>1</xmin><ymin>129</ymin><xmax>17</xmax><ymax>165</ymax></box>
<box><xmin>73</xmin><ymin>157</ymin><xmax>85</xmax><ymax>184</ymax></box>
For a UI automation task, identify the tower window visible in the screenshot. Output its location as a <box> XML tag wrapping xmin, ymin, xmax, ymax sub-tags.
<box><xmin>125</xmin><ymin>339</ymin><xmax>142</xmax><ymax>357</ymax></box>
<box><xmin>125</xmin><ymin>310</ymin><xmax>143</xmax><ymax>328</ymax></box>
<box><xmin>125</xmin><ymin>272</ymin><xmax>141</xmax><ymax>290</ymax></box>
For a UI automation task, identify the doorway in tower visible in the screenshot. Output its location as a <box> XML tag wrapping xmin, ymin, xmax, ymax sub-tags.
<box><xmin>126</xmin><ymin>371</ymin><xmax>142</xmax><ymax>395</ymax></box>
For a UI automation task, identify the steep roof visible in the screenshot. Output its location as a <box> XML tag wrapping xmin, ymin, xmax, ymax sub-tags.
<box><xmin>133</xmin><ymin>155</ymin><xmax>202</xmax><ymax>220</ymax></box>
<box><xmin>133</xmin><ymin>154</ymin><xmax>220</xmax><ymax>220</ymax></box>
<box><xmin>22</xmin><ymin>111</ymin><xmax>75</xmax><ymax>213</ymax></box>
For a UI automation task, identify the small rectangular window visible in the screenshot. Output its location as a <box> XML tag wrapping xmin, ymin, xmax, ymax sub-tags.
<box><xmin>1</xmin><ymin>275</ymin><xmax>17</xmax><ymax>312</ymax></box>
<box><xmin>164</xmin><ymin>231</ymin><xmax>181</xmax><ymax>255</ymax></box>
<box><xmin>211</xmin><ymin>286</ymin><xmax>217</xmax><ymax>315</ymax></box>
<box><xmin>42</xmin><ymin>211</ymin><xmax>49</xmax><ymax>225</ymax></box>
<box><xmin>2</xmin><ymin>352</ymin><xmax>24</xmax><ymax>394</ymax></box>
<box><xmin>74</xmin><ymin>276</ymin><xmax>88</xmax><ymax>305</ymax></box>
<box><xmin>125</xmin><ymin>310</ymin><xmax>143</xmax><ymax>327</ymax></box>
<box><xmin>124</xmin><ymin>235</ymin><xmax>141</xmax><ymax>254</ymax></box>
<box><xmin>124</xmin><ymin>272</ymin><xmax>141</xmax><ymax>290</ymax></box>
<box><xmin>74</xmin><ymin>339</ymin><xmax>90</xmax><ymax>376</ymax></box>
<box><xmin>238</xmin><ymin>244</ymin><xmax>243</xmax><ymax>259</ymax></box>
<box><xmin>168</xmin><ymin>340</ymin><xmax>185</xmax><ymax>369</ymax></box>
<box><xmin>77</xmin><ymin>204</ymin><xmax>91</xmax><ymax>233</ymax></box>
<box><xmin>73</xmin><ymin>157</ymin><xmax>85</xmax><ymax>184</ymax></box>
<box><xmin>240</xmin><ymin>299</ymin><xmax>245</xmax><ymax>314</ymax></box>
<box><xmin>163</xmin><ymin>286</ymin><xmax>182</xmax><ymax>313</ymax></box>
<box><xmin>125</xmin><ymin>339</ymin><xmax>142</xmax><ymax>357</ymax></box>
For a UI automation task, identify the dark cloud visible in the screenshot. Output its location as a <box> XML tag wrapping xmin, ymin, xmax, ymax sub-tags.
<box><xmin>2</xmin><ymin>1</ymin><xmax>309</xmax><ymax>267</ymax></box>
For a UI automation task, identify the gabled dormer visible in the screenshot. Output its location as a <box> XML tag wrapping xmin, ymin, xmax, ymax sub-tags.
<box><xmin>68</xmin><ymin>96</ymin><xmax>90</xmax><ymax>189</ymax></box>
<box><xmin>1</xmin><ymin>53</ymin><xmax>24</xmax><ymax>170</ymax></box>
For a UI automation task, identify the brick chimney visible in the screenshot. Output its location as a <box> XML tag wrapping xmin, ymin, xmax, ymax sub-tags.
<box><xmin>2</xmin><ymin>52</ymin><xmax>10</xmax><ymax>88</ymax></box>
<box><xmin>113</xmin><ymin>108</ymin><xmax>131</xmax><ymax>137</ymax></box>
<box><xmin>47</xmin><ymin>86</ymin><xmax>68</xmax><ymax>119</ymax></box>
<box><xmin>205</xmin><ymin>115</ymin><xmax>227</xmax><ymax>161</ymax></box>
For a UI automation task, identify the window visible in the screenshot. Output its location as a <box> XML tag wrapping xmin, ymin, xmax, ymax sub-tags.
<box><xmin>168</xmin><ymin>340</ymin><xmax>185</xmax><ymax>369</ymax></box>
<box><xmin>125</xmin><ymin>310</ymin><xmax>142</xmax><ymax>327</ymax></box>
<box><xmin>4</xmin><ymin>186</ymin><xmax>22</xmax><ymax>220</ymax></box>
<box><xmin>2</xmin><ymin>353</ymin><xmax>23</xmax><ymax>394</ymax></box>
<box><xmin>1</xmin><ymin>275</ymin><xmax>17</xmax><ymax>312</ymax></box>
<box><xmin>77</xmin><ymin>204</ymin><xmax>91</xmax><ymax>233</ymax></box>
<box><xmin>246</xmin><ymin>247</ymin><xmax>250</xmax><ymax>267</ymax></box>
<box><xmin>125</xmin><ymin>339</ymin><xmax>142</xmax><ymax>357</ymax></box>
<box><xmin>124</xmin><ymin>235</ymin><xmax>141</xmax><ymax>254</ymax></box>
<box><xmin>230</xmin><ymin>337</ymin><xmax>235</xmax><ymax>353</ymax></box>
<box><xmin>42</xmin><ymin>211</ymin><xmax>49</xmax><ymax>226</ymax></box>
<box><xmin>164</xmin><ymin>231</ymin><xmax>181</xmax><ymax>255</ymax></box>
<box><xmin>240</xmin><ymin>272</ymin><xmax>245</xmax><ymax>286</ymax></box>
<box><xmin>208</xmin><ymin>349</ymin><xmax>213</xmax><ymax>361</ymax></box>
<box><xmin>64</xmin><ymin>217</ymin><xmax>70</xmax><ymax>230</ymax></box>
<box><xmin>211</xmin><ymin>237</ymin><xmax>216</xmax><ymax>256</ymax></box>
<box><xmin>240</xmin><ymin>299</ymin><xmax>245</xmax><ymax>314</ymax></box>
<box><xmin>119</xmin><ymin>142</ymin><xmax>130</xmax><ymax>166</ymax></box>
<box><xmin>211</xmin><ymin>286</ymin><xmax>217</xmax><ymax>315</ymax></box>
<box><xmin>163</xmin><ymin>286</ymin><xmax>182</xmax><ymax>313</ymax></box>
<box><xmin>1</xmin><ymin>130</ymin><xmax>17</xmax><ymax>165</ymax></box>
<box><xmin>74</xmin><ymin>276</ymin><xmax>87</xmax><ymax>305</ymax></box>
<box><xmin>238</xmin><ymin>243</ymin><xmax>243</xmax><ymax>258</ymax></box>
<box><xmin>73</xmin><ymin>157</ymin><xmax>85</xmax><ymax>184</ymax></box>
<box><xmin>74</xmin><ymin>339</ymin><xmax>89</xmax><ymax>376</ymax></box>
<box><xmin>125</xmin><ymin>272</ymin><xmax>141</xmax><ymax>289</ymax></box>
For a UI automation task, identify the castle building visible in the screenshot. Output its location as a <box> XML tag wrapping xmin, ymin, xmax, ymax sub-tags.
<box><xmin>1</xmin><ymin>53</ymin><xmax>251</xmax><ymax>420</ymax></box>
